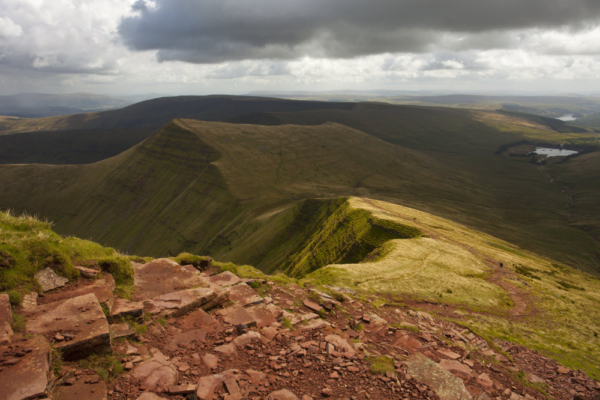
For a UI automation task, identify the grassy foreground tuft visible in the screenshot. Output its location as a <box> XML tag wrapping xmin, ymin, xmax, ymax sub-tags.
<box><xmin>0</xmin><ymin>210</ymin><xmax>133</xmax><ymax>296</ymax></box>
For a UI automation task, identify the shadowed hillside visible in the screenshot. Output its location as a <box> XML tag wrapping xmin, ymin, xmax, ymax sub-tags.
<box><xmin>0</xmin><ymin>95</ymin><xmax>354</xmax><ymax>134</ymax></box>
<box><xmin>0</xmin><ymin>95</ymin><xmax>354</xmax><ymax>165</ymax></box>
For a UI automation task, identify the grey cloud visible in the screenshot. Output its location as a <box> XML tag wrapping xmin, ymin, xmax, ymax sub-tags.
<box><xmin>118</xmin><ymin>0</ymin><xmax>600</xmax><ymax>63</ymax></box>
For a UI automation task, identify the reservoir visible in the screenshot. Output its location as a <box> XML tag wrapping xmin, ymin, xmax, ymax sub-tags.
<box><xmin>557</xmin><ymin>114</ymin><xmax>578</xmax><ymax>121</ymax></box>
<box><xmin>534</xmin><ymin>147</ymin><xmax>578</xmax><ymax>157</ymax></box>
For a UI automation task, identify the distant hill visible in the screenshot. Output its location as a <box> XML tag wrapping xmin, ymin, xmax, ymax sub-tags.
<box><xmin>0</xmin><ymin>95</ymin><xmax>355</xmax><ymax>164</ymax></box>
<box><xmin>0</xmin><ymin>92</ymin><xmax>136</xmax><ymax>118</ymax></box>
<box><xmin>0</xmin><ymin>95</ymin><xmax>354</xmax><ymax>134</ymax></box>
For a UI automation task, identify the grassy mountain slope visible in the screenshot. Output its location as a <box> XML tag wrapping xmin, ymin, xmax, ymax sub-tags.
<box><xmin>3</xmin><ymin>198</ymin><xmax>599</xmax><ymax>381</ymax></box>
<box><xmin>0</xmin><ymin>128</ymin><xmax>155</xmax><ymax>164</ymax></box>
<box><xmin>0</xmin><ymin>109</ymin><xmax>599</xmax><ymax>274</ymax></box>
<box><xmin>234</xmin><ymin>103</ymin><xmax>600</xmax><ymax>273</ymax></box>
<box><xmin>303</xmin><ymin>197</ymin><xmax>600</xmax><ymax>379</ymax></box>
<box><xmin>0</xmin><ymin>119</ymin><xmax>459</xmax><ymax>264</ymax></box>
<box><xmin>550</xmin><ymin>152</ymin><xmax>600</xmax><ymax>245</ymax></box>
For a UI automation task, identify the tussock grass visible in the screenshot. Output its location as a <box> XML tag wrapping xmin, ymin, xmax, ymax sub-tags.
<box><xmin>0</xmin><ymin>210</ymin><xmax>134</xmax><ymax>297</ymax></box>
<box><xmin>367</xmin><ymin>356</ymin><xmax>395</xmax><ymax>375</ymax></box>
<box><xmin>172</xmin><ymin>252</ymin><xmax>212</xmax><ymax>270</ymax></box>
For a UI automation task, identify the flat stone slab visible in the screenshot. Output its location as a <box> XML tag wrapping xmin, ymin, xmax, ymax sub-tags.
<box><xmin>35</xmin><ymin>267</ymin><xmax>68</xmax><ymax>292</ymax></box>
<box><xmin>393</xmin><ymin>334</ymin><xmax>423</xmax><ymax>354</ymax></box>
<box><xmin>41</xmin><ymin>275</ymin><xmax>116</xmax><ymax>311</ymax></box>
<box><xmin>131</xmin><ymin>348</ymin><xmax>178</xmax><ymax>392</ymax></box>
<box><xmin>207</xmin><ymin>271</ymin><xmax>240</xmax><ymax>288</ymax></box>
<box><xmin>144</xmin><ymin>288</ymin><xmax>217</xmax><ymax>318</ymax></box>
<box><xmin>0</xmin><ymin>335</ymin><xmax>51</xmax><ymax>400</ymax></box>
<box><xmin>134</xmin><ymin>258</ymin><xmax>208</xmax><ymax>301</ymax></box>
<box><xmin>109</xmin><ymin>298</ymin><xmax>144</xmax><ymax>323</ymax></box>
<box><xmin>0</xmin><ymin>294</ymin><xmax>13</xmax><ymax>345</ymax></box>
<box><xmin>24</xmin><ymin>293</ymin><xmax>111</xmax><ymax>360</ymax></box>
<box><xmin>199</xmin><ymin>288</ymin><xmax>231</xmax><ymax>312</ymax></box>
<box><xmin>217</xmin><ymin>306</ymin><xmax>256</xmax><ymax>327</ymax></box>
<box><xmin>228</xmin><ymin>284</ymin><xmax>263</xmax><ymax>307</ymax></box>
<box><xmin>439</xmin><ymin>359</ymin><xmax>473</xmax><ymax>379</ymax></box>
<box><xmin>246</xmin><ymin>304</ymin><xmax>280</xmax><ymax>328</ymax></box>
<box><xmin>110</xmin><ymin>323</ymin><xmax>136</xmax><ymax>340</ymax></box>
<box><xmin>55</xmin><ymin>374</ymin><xmax>108</xmax><ymax>400</ymax></box>
<box><xmin>437</xmin><ymin>348</ymin><xmax>461</xmax><ymax>360</ymax></box>
<box><xmin>405</xmin><ymin>353</ymin><xmax>472</xmax><ymax>400</ymax></box>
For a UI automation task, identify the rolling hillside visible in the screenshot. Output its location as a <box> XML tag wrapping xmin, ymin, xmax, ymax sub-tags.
<box><xmin>0</xmin><ymin>112</ymin><xmax>599</xmax><ymax>276</ymax></box>
<box><xmin>0</xmin><ymin>119</ymin><xmax>458</xmax><ymax>263</ymax></box>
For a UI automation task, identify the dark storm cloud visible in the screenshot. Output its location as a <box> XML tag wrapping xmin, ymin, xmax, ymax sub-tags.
<box><xmin>118</xmin><ymin>0</ymin><xmax>600</xmax><ymax>63</ymax></box>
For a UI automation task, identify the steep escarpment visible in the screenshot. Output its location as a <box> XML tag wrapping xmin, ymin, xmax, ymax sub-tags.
<box><xmin>0</xmin><ymin>121</ymin><xmax>242</xmax><ymax>256</ymax></box>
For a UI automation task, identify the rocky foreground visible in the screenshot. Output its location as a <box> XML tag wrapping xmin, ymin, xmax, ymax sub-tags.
<box><xmin>1</xmin><ymin>258</ymin><xmax>599</xmax><ymax>400</ymax></box>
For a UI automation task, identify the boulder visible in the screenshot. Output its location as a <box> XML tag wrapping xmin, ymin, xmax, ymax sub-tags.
<box><xmin>42</xmin><ymin>274</ymin><xmax>116</xmax><ymax>312</ymax></box>
<box><xmin>110</xmin><ymin>323</ymin><xmax>136</xmax><ymax>340</ymax></box>
<box><xmin>35</xmin><ymin>267</ymin><xmax>68</xmax><ymax>292</ymax></box>
<box><xmin>134</xmin><ymin>258</ymin><xmax>208</xmax><ymax>301</ymax></box>
<box><xmin>477</xmin><ymin>373</ymin><xmax>494</xmax><ymax>389</ymax></box>
<box><xmin>24</xmin><ymin>293</ymin><xmax>111</xmax><ymax>360</ymax></box>
<box><xmin>246</xmin><ymin>303</ymin><xmax>281</xmax><ymax>328</ymax></box>
<box><xmin>207</xmin><ymin>271</ymin><xmax>241</xmax><ymax>288</ymax></box>
<box><xmin>196</xmin><ymin>374</ymin><xmax>225</xmax><ymax>399</ymax></box>
<box><xmin>393</xmin><ymin>334</ymin><xmax>423</xmax><ymax>353</ymax></box>
<box><xmin>228</xmin><ymin>283</ymin><xmax>263</xmax><ymax>307</ymax></box>
<box><xmin>405</xmin><ymin>353</ymin><xmax>472</xmax><ymax>400</ymax></box>
<box><xmin>200</xmin><ymin>288</ymin><xmax>231</xmax><ymax>311</ymax></box>
<box><xmin>324</xmin><ymin>334</ymin><xmax>356</xmax><ymax>358</ymax></box>
<box><xmin>130</xmin><ymin>349</ymin><xmax>179</xmax><ymax>392</ymax></box>
<box><xmin>0</xmin><ymin>293</ymin><xmax>13</xmax><ymax>345</ymax></box>
<box><xmin>109</xmin><ymin>298</ymin><xmax>144</xmax><ymax>323</ymax></box>
<box><xmin>0</xmin><ymin>336</ymin><xmax>52</xmax><ymax>400</ymax></box>
<box><xmin>144</xmin><ymin>288</ymin><xmax>217</xmax><ymax>318</ymax></box>
<box><xmin>217</xmin><ymin>305</ymin><xmax>256</xmax><ymax>327</ymax></box>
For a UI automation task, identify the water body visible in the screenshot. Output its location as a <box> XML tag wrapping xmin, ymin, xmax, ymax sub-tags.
<box><xmin>557</xmin><ymin>114</ymin><xmax>578</xmax><ymax>121</ymax></box>
<box><xmin>534</xmin><ymin>147</ymin><xmax>578</xmax><ymax>157</ymax></box>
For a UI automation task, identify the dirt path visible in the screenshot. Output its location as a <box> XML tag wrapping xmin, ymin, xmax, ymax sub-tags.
<box><xmin>361</xmin><ymin>198</ymin><xmax>531</xmax><ymax>317</ymax></box>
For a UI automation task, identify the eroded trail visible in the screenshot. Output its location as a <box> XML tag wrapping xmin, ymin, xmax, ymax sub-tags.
<box><xmin>362</xmin><ymin>198</ymin><xmax>531</xmax><ymax>317</ymax></box>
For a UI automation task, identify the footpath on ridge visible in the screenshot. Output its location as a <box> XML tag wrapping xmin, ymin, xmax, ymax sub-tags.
<box><xmin>1</xmin><ymin>257</ymin><xmax>599</xmax><ymax>400</ymax></box>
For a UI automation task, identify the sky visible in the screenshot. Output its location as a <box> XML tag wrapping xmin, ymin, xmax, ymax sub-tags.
<box><xmin>1</xmin><ymin>0</ymin><xmax>600</xmax><ymax>96</ymax></box>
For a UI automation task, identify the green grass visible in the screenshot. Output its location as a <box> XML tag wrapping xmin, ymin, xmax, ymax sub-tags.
<box><xmin>11</xmin><ymin>313</ymin><xmax>24</xmax><ymax>331</ymax></box>
<box><xmin>0</xmin><ymin>106</ymin><xmax>599</xmax><ymax>277</ymax></box>
<box><xmin>282</xmin><ymin>317</ymin><xmax>294</xmax><ymax>331</ymax></box>
<box><xmin>367</xmin><ymin>356</ymin><xmax>395</xmax><ymax>375</ymax></box>
<box><xmin>390</xmin><ymin>323</ymin><xmax>420</xmax><ymax>333</ymax></box>
<box><xmin>172</xmin><ymin>252</ymin><xmax>212</xmax><ymax>270</ymax></box>
<box><xmin>0</xmin><ymin>210</ymin><xmax>140</xmax><ymax>301</ymax></box>
<box><xmin>80</xmin><ymin>354</ymin><xmax>124</xmax><ymax>383</ymax></box>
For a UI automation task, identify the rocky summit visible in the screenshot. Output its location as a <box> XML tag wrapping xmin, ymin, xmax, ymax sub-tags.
<box><xmin>1</xmin><ymin>257</ymin><xmax>599</xmax><ymax>400</ymax></box>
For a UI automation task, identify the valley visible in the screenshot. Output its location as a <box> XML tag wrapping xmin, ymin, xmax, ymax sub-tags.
<box><xmin>0</xmin><ymin>95</ymin><xmax>599</xmax><ymax>400</ymax></box>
